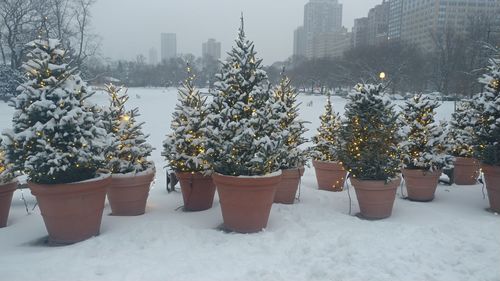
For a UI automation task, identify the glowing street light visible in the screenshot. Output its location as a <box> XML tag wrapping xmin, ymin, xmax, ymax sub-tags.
<box><xmin>379</xmin><ymin>72</ymin><xmax>386</xmax><ymax>80</ymax></box>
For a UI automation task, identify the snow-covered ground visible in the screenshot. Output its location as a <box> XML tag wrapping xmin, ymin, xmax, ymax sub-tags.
<box><xmin>0</xmin><ymin>88</ymin><xmax>498</xmax><ymax>281</ymax></box>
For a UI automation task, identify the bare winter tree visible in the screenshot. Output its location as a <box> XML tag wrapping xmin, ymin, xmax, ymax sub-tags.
<box><xmin>0</xmin><ymin>0</ymin><xmax>38</xmax><ymax>69</ymax></box>
<box><xmin>430</xmin><ymin>27</ymin><xmax>465</xmax><ymax>95</ymax></box>
<box><xmin>74</xmin><ymin>0</ymin><xmax>98</xmax><ymax>70</ymax></box>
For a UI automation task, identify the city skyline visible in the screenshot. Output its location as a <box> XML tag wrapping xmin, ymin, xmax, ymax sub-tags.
<box><xmin>91</xmin><ymin>0</ymin><xmax>380</xmax><ymax>65</ymax></box>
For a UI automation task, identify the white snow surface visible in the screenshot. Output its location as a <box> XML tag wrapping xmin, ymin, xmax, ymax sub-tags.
<box><xmin>0</xmin><ymin>88</ymin><xmax>498</xmax><ymax>281</ymax></box>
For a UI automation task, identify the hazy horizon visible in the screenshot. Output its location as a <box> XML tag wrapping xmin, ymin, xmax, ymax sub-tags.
<box><xmin>92</xmin><ymin>0</ymin><xmax>382</xmax><ymax>65</ymax></box>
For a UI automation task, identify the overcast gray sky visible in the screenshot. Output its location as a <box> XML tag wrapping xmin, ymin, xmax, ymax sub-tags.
<box><xmin>92</xmin><ymin>0</ymin><xmax>381</xmax><ymax>64</ymax></box>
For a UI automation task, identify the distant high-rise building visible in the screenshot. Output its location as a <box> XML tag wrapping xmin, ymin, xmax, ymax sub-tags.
<box><xmin>161</xmin><ymin>33</ymin><xmax>177</xmax><ymax>62</ymax></box>
<box><xmin>391</xmin><ymin>0</ymin><xmax>500</xmax><ymax>50</ymax></box>
<box><xmin>367</xmin><ymin>0</ymin><xmax>390</xmax><ymax>46</ymax></box>
<box><xmin>202</xmin><ymin>38</ymin><xmax>221</xmax><ymax>60</ymax></box>
<box><xmin>353</xmin><ymin>17</ymin><xmax>369</xmax><ymax>48</ymax></box>
<box><xmin>329</xmin><ymin>29</ymin><xmax>352</xmax><ymax>58</ymax></box>
<box><xmin>148</xmin><ymin>48</ymin><xmax>158</xmax><ymax>65</ymax></box>
<box><xmin>303</xmin><ymin>0</ymin><xmax>343</xmax><ymax>59</ymax></box>
<box><xmin>293</xmin><ymin>26</ymin><xmax>307</xmax><ymax>58</ymax></box>
<box><xmin>388</xmin><ymin>0</ymin><xmax>403</xmax><ymax>41</ymax></box>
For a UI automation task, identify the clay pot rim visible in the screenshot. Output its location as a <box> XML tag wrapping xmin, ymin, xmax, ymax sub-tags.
<box><xmin>0</xmin><ymin>179</ymin><xmax>18</xmax><ymax>187</ymax></box>
<box><xmin>28</xmin><ymin>174</ymin><xmax>111</xmax><ymax>195</ymax></box>
<box><xmin>212</xmin><ymin>172</ymin><xmax>282</xmax><ymax>188</ymax></box>
<box><xmin>280</xmin><ymin>167</ymin><xmax>305</xmax><ymax>178</ymax></box>
<box><xmin>0</xmin><ymin>180</ymin><xmax>18</xmax><ymax>193</ymax></box>
<box><xmin>350</xmin><ymin>177</ymin><xmax>401</xmax><ymax>189</ymax></box>
<box><xmin>312</xmin><ymin>160</ymin><xmax>344</xmax><ymax>170</ymax></box>
<box><xmin>213</xmin><ymin>170</ymin><xmax>282</xmax><ymax>179</ymax></box>
<box><xmin>112</xmin><ymin>165</ymin><xmax>156</xmax><ymax>179</ymax></box>
<box><xmin>175</xmin><ymin>171</ymin><xmax>212</xmax><ymax>179</ymax></box>
<box><xmin>454</xmin><ymin>156</ymin><xmax>478</xmax><ymax>161</ymax></box>
<box><xmin>312</xmin><ymin>159</ymin><xmax>341</xmax><ymax>165</ymax></box>
<box><xmin>482</xmin><ymin>164</ymin><xmax>500</xmax><ymax>172</ymax></box>
<box><xmin>402</xmin><ymin>168</ymin><xmax>442</xmax><ymax>176</ymax></box>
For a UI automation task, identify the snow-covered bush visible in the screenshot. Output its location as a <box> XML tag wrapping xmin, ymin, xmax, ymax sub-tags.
<box><xmin>311</xmin><ymin>94</ymin><xmax>342</xmax><ymax>162</ymax></box>
<box><xmin>447</xmin><ymin>100</ymin><xmax>477</xmax><ymax>158</ymax></box>
<box><xmin>338</xmin><ymin>84</ymin><xmax>401</xmax><ymax>180</ymax></box>
<box><xmin>104</xmin><ymin>84</ymin><xmax>153</xmax><ymax>174</ymax></box>
<box><xmin>2</xmin><ymin>39</ymin><xmax>107</xmax><ymax>184</ymax></box>
<box><xmin>475</xmin><ymin>51</ymin><xmax>500</xmax><ymax>166</ymax></box>
<box><xmin>163</xmin><ymin>67</ymin><xmax>211</xmax><ymax>174</ymax></box>
<box><xmin>0</xmin><ymin>66</ymin><xmax>22</xmax><ymax>102</ymax></box>
<box><xmin>272</xmin><ymin>72</ymin><xmax>308</xmax><ymax>169</ymax></box>
<box><xmin>400</xmin><ymin>93</ymin><xmax>450</xmax><ymax>171</ymax></box>
<box><xmin>204</xmin><ymin>18</ymin><xmax>282</xmax><ymax>176</ymax></box>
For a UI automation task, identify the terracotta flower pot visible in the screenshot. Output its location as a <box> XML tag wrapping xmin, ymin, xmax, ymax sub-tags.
<box><xmin>403</xmin><ymin>169</ymin><xmax>441</xmax><ymax>202</ymax></box>
<box><xmin>29</xmin><ymin>175</ymin><xmax>111</xmax><ymax>244</ymax></box>
<box><xmin>312</xmin><ymin>160</ymin><xmax>346</xmax><ymax>192</ymax></box>
<box><xmin>0</xmin><ymin>181</ymin><xmax>17</xmax><ymax>228</ymax></box>
<box><xmin>454</xmin><ymin>157</ymin><xmax>480</xmax><ymax>185</ymax></box>
<box><xmin>482</xmin><ymin>165</ymin><xmax>500</xmax><ymax>212</ymax></box>
<box><xmin>212</xmin><ymin>172</ymin><xmax>281</xmax><ymax>233</ymax></box>
<box><xmin>108</xmin><ymin>167</ymin><xmax>155</xmax><ymax>216</ymax></box>
<box><xmin>274</xmin><ymin>167</ymin><xmax>305</xmax><ymax>204</ymax></box>
<box><xmin>176</xmin><ymin>172</ymin><xmax>216</xmax><ymax>211</ymax></box>
<box><xmin>351</xmin><ymin>177</ymin><xmax>400</xmax><ymax>220</ymax></box>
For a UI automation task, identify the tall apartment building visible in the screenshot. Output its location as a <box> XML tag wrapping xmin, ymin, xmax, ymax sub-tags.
<box><xmin>388</xmin><ymin>0</ymin><xmax>404</xmax><ymax>41</ymax></box>
<box><xmin>303</xmin><ymin>0</ymin><xmax>343</xmax><ymax>59</ymax></box>
<box><xmin>161</xmin><ymin>33</ymin><xmax>177</xmax><ymax>62</ymax></box>
<box><xmin>389</xmin><ymin>0</ymin><xmax>500</xmax><ymax>50</ymax></box>
<box><xmin>367</xmin><ymin>0</ymin><xmax>390</xmax><ymax>45</ymax></box>
<box><xmin>202</xmin><ymin>38</ymin><xmax>221</xmax><ymax>60</ymax></box>
<box><xmin>353</xmin><ymin>17</ymin><xmax>369</xmax><ymax>48</ymax></box>
<box><xmin>293</xmin><ymin>26</ymin><xmax>307</xmax><ymax>58</ymax></box>
<box><xmin>148</xmin><ymin>48</ymin><xmax>158</xmax><ymax>65</ymax></box>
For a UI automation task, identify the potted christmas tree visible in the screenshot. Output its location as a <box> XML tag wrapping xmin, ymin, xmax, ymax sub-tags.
<box><xmin>104</xmin><ymin>84</ymin><xmax>155</xmax><ymax>216</ymax></box>
<box><xmin>2</xmin><ymin>38</ymin><xmax>110</xmax><ymax>244</ymax></box>
<box><xmin>475</xmin><ymin>52</ymin><xmax>500</xmax><ymax>212</ymax></box>
<box><xmin>163</xmin><ymin>66</ymin><xmax>216</xmax><ymax>211</ymax></box>
<box><xmin>272</xmin><ymin>71</ymin><xmax>309</xmax><ymax>204</ymax></box>
<box><xmin>0</xmin><ymin>138</ymin><xmax>17</xmax><ymax>228</ymax></box>
<box><xmin>448</xmin><ymin>100</ymin><xmax>480</xmax><ymax>185</ymax></box>
<box><xmin>338</xmin><ymin>84</ymin><xmax>401</xmax><ymax>219</ymax></box>
<box><xmin>400</xmin><ymin>93</ymin><xmax>449</xmax><ymax>202</ymax></box>
<box><xmin>205</xmin><ymin>17</ymin><xmax>283</xmax><ymax>233</ymax></box>
<box><xmin>311</xmin><ymin>94</ymin><xmax>346</xmax><ymax>192</ymax></box>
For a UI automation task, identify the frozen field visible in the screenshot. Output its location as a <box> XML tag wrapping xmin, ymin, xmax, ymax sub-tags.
<box><xmin>0</xmin><ymin>88</ymin><xmax>498</xmax><ymax>281</ymax></box>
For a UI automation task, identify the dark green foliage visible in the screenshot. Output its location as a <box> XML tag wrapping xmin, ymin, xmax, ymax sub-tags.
<box><xmin>338</xmin><ymin>84</ymin><xmax>401</xmax><ymax>181</ymax></box>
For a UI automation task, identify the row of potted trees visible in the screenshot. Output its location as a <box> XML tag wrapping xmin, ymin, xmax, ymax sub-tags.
<box><xmin>163</xmin><ymin>17</ymin><xmax>309</xmax><ymax>233</ymax></box>
<box><xmin>0</xmin><ymin>38</ymin><xmax>155</xmax><ymax>243</ymax></box>
<box><xmin>310</xmin><ymin>66</ymin><xmax>500</xmax><ymax>219</ymax></box>
<box><xmin>163</xmin><ymin>17</ymin><xmax>500</xmax><ymax>232</ymax></box>
<box><xmin>1</xmin><ymin>18</ymin><xmax>498</xmax><ymax>240</ymax></box>
<box><xmin>163</xmin><ymin>16</ymin><xmax>500</xmax><ymax>230</ymax></box>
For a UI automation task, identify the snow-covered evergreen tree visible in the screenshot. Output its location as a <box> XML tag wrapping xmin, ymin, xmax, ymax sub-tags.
<box><xmin>2</xmin><ymin>38</ymin><xmax>107</xmax><ymax>184</ymax></box>
<box><xmin>475</xmin><ymin>51</ymin><xmax>500</xmax><ymax>165</ymax></box>
<box><xmin>163</xmin><ymin>66</ymin><xmax>211</xmax><ymax>173</ymax></box>
<box><xmin>447</xmin><ymin>100</ymin><xmax>477</xmax><ymax>158</ymax></box>
<box><xmin>400</xmin><ymin>93</ymin><xmax>450</xmax><ymax>171</ymax></box>
<box><xmin>0</xmin><ymin>66</ymin><xmax>22</xmax><ymax>102</ymax></box>
<box><xmin>311</xmin><ymin>94</ymin><xmax>342</xmax><ymax>162</ymax></box>
<box><xmin>338</xmin><ymin>84</ymin><xmax>400</xmax><ymax>180</ymax></box>
<box><xmin>272</xmin><ymin>71</ymin><xmax>308</xmax><ymax>169</ymax></box>
<box><xmin>104</xmin><ymin>84</ymin><xmax>153</xmax><ymax>174</ymax></box>
<box><xmin>204</xmin><ymin>17</ymin><xmax>282</xmax><ymax>176</ymax></box>
<box><xmin>0</xmin><ymin>138</ymin><xmax>13</xmax><ymax>184</ymax></box>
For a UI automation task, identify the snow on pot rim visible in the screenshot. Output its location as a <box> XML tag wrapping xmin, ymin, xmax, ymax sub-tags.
<box><xmin>27</xmin><ymin>173</ymin><xmax>112</xmax><ymax>186</ymax></box>
<box><xmin>214</xmin><ymin>170</ymin><xmax>282</xmax><ymax>179</ymax></box>
<box><xmin>111</xmin><ymin>164</ymin><xmax>156</xmax><ymax>178</ymax></box>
